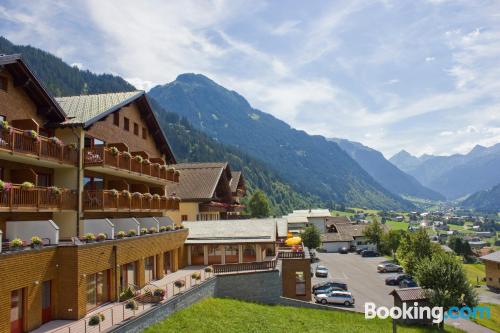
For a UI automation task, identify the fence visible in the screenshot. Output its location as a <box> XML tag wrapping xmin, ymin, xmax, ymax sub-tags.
<box><xmin>50</xmin><ymin>268</ymin><xmax>214</xmax><ymax>333</ymax></box>
<box><xmin>212</xmin><ymin>259</ymin><xmax>277</xmax><ymax>274</ymax></box>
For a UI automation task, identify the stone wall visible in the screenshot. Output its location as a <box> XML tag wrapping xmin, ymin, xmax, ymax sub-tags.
<box><xmin>112</xmin><ymin>277</ymin><xmax>217</xmax><ymax>333</ymax></box>
<box><xmin>215</xmin><ymin>270</ymin><xmax>282</xmax><ymax>304</ymax></box>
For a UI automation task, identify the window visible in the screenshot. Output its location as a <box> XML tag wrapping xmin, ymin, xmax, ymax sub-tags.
<box><xmin>124</xmin><ymin>117</ymin><xmax>130</xmax><ymax>131</ymax></box>
<box><xmin>37</xmin><ymin>173</ymin><xmax>52</xmax><ymax>187</ymax></box>
<box><xmin>133</xmin><ymin>123</ymin><xmax>139</xmax><ymax>135</ymax></box>
<box><xmin>144</xmin><ymin>256</ymin><xmax>156</xmax><ymax>283</ymax></box>
<box><xmin>113</xmin><ymin>113</ymin><xmax>120</xmax><ymax>126</ymax></box>
<box><xmin>84</xmin><ymin>137</ymin><xmax>105</xmax><ymax>148</ymax></box>
<box><xmin>224</xmin><ymin>245</ymin><xmax>239</xmax><ymax>264</ymax></box>
<box><xmin>10</xmin><ymin>289</ymin><xmax>23</xmax><ymax>333</ymax></box>
<box><xmin>86</xmin><ymin>271</ymin><xmax>109</xmax><ymax>311</ymax></box>
<box><xmin>181</xmin><ymin>215</ymin><xmax>188</xmax><ymax>222</ymax></box>
<box><xmin>142</xmin><ymin>127</ymin><xmax>147</xmax><ymax>139</ymax></box>
<box><xmin>120</xmin><ymin>262</ymin><xmax>136</xmax><ymax>291</ymax></box>
<box><xmin>295</xmin><ymin>272</ymin><xmax>306</xmax><ymax>296</ymax></box>
<box><xmin>0</xmin><ymin>76</ymin><xmax>7</xmax><ymax>92</ymax></box>
<box><xmin>84</xmin><ymin>176</ymin><xmax>104</xmax><ymax>190</ymax></box>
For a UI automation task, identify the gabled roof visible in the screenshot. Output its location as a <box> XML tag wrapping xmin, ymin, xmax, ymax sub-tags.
<box><xmin>321</xmin><ymin>233</ymin><xmax>353</xmax><ymax>242</ymax></box>
<box><xmin>55</xmin><ymin>91</ymin><xmax>176</xmax><ymax>163</ymax></box>
<box><xmin>183</xmin><ymin>219</ymin><xmax>277</xmax><ymax>244</ymax></box>
<box><xmin>229</xmin><ymin>171</ymin><xmax>242</xmax><ymax>193</ymax></box>
<box><xmin>168</xmin><ymin>162</ymin><xmax>229</xmax><ymax>201</ymax></box>
<box><xmin>390</xmin><ymin>288</ymin><xmax>428</xmax><ymax>302</ymax></box>
<box><xmin>0</xmin><ymin>54</ymin><xmax>66</xmax><ymax>122</ymax></box>
<box><xmin>480</xmin><ymin>250</ymin><xmax>500</xmax><ymax>263</ymax></box>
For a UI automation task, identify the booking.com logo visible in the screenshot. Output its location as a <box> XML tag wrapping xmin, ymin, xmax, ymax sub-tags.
<box><xmin>365</xmin><ymin>302</ymin><xmax>491</xmax><ymax>323</ymax></box>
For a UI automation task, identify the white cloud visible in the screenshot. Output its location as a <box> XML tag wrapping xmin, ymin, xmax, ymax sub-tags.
<box><xmin>71</xmin><ymin>62</ymin><xmax>85</xmax><ymax>70</ymax></box>
<box><xmin>425</xmin><ymin>56</ymin><xmax>435</xmax><ymax>62</ymax></box>
<box><xmin>270</xmin><ymin>20</ymin><xmax>301</xmax><ymax>35</ymax></box>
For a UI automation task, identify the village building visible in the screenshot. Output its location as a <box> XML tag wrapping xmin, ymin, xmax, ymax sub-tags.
<box><xmin>168</xmin><ymin>162</ymin><xmax>246</xmax><ymax>222</ymax></box>
<box><xmin>389</xmin><ymin>288</ymin><xmax>432</xmax><ymax>326</ymax></box>
<box><xmin>480</xmin><ymin>251</ymin><xmax>500</xmax><ymax>290</ymax></box>
<box><xmin>321</xmin><ymin>220</ymin><xmax>387</xmax><ymax>253</ymax></box>
<box><xmin>285</xmin><ymin>209</ymin><xmax>331</xmax><ymax>233</ymax></box>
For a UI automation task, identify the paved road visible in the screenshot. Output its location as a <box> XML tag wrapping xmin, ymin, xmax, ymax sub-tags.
<box><xmin>312</xmin><ymin>252</ymin><xmax>496</xmax><ymax>333</ymax></box>
<box><xmin>313</xmin><ymin>252</ymin><xmax>396</xmax><ymax>312</ymax></box>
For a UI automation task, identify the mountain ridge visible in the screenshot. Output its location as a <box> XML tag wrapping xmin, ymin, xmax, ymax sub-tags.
<box><xmin>150</xmin><ymin>73</ymin><xmax>414</xmax><ymax>210</ymax></box>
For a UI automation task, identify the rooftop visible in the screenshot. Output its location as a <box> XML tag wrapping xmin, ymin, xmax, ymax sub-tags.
<box><xmin>287</xmin><ymin>209</ymin><xmax>331</xmax><ymax>218</ymax></box>
<box><xmin>183</xmin><ymin>219</ymin><xmax>278</xmax><ymax>244</ymax></box>
<box><xmin>480</xmin><ymin>250</ymin><xmax>500</xmax><ymax>263</ymax></box>
<box><xmin>390</xmin><ymin>287</ymin><xmax>428</xmax><ymax>302</ymax></box>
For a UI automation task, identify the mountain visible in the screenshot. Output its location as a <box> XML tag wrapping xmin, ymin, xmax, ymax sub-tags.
<box><xmin>0</xmin><ymin>36</ymin><xmax>135</xmax><ymax>96</ymax></box>
<box><xmin>149</xmin><ymin>73</ymin><xmax>413</xmax><ymax>210</ymax></box>
<box><xmin>389</xmin><ymin>150</ymin><xmax>422</xmax><ymax>173</ymax></box>
<box><xmin>331</xmin><ymin>139</ymin><xmax>444</xmax><ymax>201</ymax></box>
<box><xmin>1</xmin><ymin>37</ymin><xmax>323</xmax><ymax>215</ymax></box>
<box><xmin>461</xmin><ymin>183</ymin><xmax>500</xmax><ymax>213</ymax></box>
<box><xmin>390</xmin><ymin>144</ymin><xmax>500</xmax><ymax>199</ymax></box>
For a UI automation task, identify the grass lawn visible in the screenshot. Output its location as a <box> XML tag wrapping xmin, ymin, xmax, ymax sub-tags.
<box><xmin>386</xmin><ymin>220</ymin><xmax>409</xmax><ymax>231</ymax></box>
<box><xmin>463</xmin><ymin>263</ymin><xmax>486</xmax><ymax>286</ymax></box>
<box><xmin>472</xmin><ymin>303</ymin><xmax>500</xmax><ymax>333</ymax></box>
<box><xmin>143</xmin><ymin>298</ymin><xmax>464</xmax><ymax>333</ymax></box>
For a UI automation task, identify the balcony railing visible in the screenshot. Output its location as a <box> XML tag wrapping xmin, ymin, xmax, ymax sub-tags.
<box><xmin>83</xmin><ymin>190</ymin><xmax>180</xmax><ymax>212</ymax></box>
<box><xmin>84</xmin><ymin>147</ymin><xmax>179</xmax><ymax>182</ymax></box>
<box><xmin>0</xmin><ymin>185</ymin><xmax>77</xmax><ymax>211</ymax></box>
<box><xmin>0</xmin><ymin>128</ymin><xmax>78</xmax><ymax>165</ymax></box>
<box><xmin>212</xmin><ymin>259</ymin><xmax>277</xmax><ymax>274</ymax></box>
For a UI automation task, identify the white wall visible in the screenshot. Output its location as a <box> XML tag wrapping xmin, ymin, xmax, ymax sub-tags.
<box><xmin>6</xmin><ymin>220</ymin><xmax>59</xmax><ymax>245</ymax></box>
<box><xmin>110</xmin><ymin>218</ymin><xmax>140</xmax><ymax>234</ymax></box>
<box><xmin>307</xmin><ymin>217</ymin><xmax>327</xmax><ymax>233</ymax></box>
<box><xmin>136</xmin><ymin>217</ymin><xmax>159</xmax><ymax>230</ymax></box>
<box><xmin>83</xmin><ymin>219</ymin><xmax>114</xmax><ymax>239</ymax></box>
<box><xmin>323</xmin><ymin>241</ymin><xmax>350</xmax><ymax>253</ymax></box>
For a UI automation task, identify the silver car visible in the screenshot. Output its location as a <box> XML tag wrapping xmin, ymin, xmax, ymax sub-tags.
<box><xmin>315</xmin><ymin>265</ymin><xmax>329</xmax><ymax>277</ymax></box>
<box><xmin>315</xmin><ymin>291</ymin><xmax>355</xmax><ymax>306</ymax></box>
<box><xmin>377</xmin><ymin>263</ymin><xmax>403</xmax><ymax>273</ymax></box>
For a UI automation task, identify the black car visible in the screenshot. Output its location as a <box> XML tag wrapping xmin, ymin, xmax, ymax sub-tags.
<box><xmin>356</xmin><ymin>247</ymin><xmax>368</xmax><ymax>254</ymax></box>
<box><xmin>385</xmin><ymin>274</ymin><xmax>412</xmax><ymax>286</ymax></box>
<box><xmin>399</xmin><ymin>279</ymin><xmax>418</xmax><ymax>288</ymax></box>
<box><xmin>361</xmin><ymin>250</ymin><xmax>379</xmax><ymax>257</ymax></box>
<box><xmin>312</xmin><ymin>281</ymin><xmax>348</xmax><ymax>293</ymax></box>
<box><xmin>339</xmin><ymin>247</ymin><xmax>349</xmax><ymax>254</ymax></box>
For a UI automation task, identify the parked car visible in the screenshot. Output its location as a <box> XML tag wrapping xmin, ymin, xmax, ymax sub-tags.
<box><xmin>312</xmin><ymin>281</ymin><xmax>348</xmax><ymax>293</ymax></box>
<box><xmin>315</xmin><ymin>291</ymin><xmax>355</xmax><ymax>306</ymax></box>
<box><xmin>361</xmin><ymin>250</ymin><xmax>379</xmax><ymax>257</ymax></box>
<box><xmin>315</xmin><ymin>265</ymin><xmax>329</xmax><ymax>278</ymax></box>
<box><xmin>313</xmin><ymin>285</ymin><xmax>345</xmax><ymax>295</ymax></box>
<box><xmin>377</xmin><ymin>263</ymin><xmax>403</xmax><ymax>273</ymax></box>
<box><xmin>399</xmin><ymin>279</ymin><xmax>418</xmax><ymax>288</ymax></box>
<box><xmin>385</xmin><ymin>274</ymin><xmax>412</xmax><ymax>286</ymax></box>
<box><xmin>339</xmin><ymin>247</ymin><xmax>349</xmax><ymax>254</ymax></box>
<box><xmin>356</xmin><ymin>247</ymin><xmax>368</xmax><ymax>254</ymax></box>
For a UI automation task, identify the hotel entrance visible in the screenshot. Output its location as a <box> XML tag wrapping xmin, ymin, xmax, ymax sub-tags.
<box><xmin>164</xmin><ymin>251</ymin><xmax>172</xmax><ymax>275</ymax></box>
<box><xmin>10</xmin><ymin>289</ymin><xmax>24</xmax><ymax>333</ymax></box>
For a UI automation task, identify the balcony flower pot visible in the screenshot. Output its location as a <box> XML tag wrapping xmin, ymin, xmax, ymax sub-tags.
<box><xmin>10</xmin><ymin>238</ymin><xmax>23</xmax><ymax>251</ymax></box>
<box><xmin>88</xmin><ymin>314</ymin><xmax>105</xmax><ymax>326</ymax></box>
<box><xmin>142</xmin><ymin>159</ymin><xmax>150</xmax><ymax>165</ymax></box>
<box><xmin>191</xmin><ymin>272</ymin><xmax>201</xmax><ymax>284</ymax></box>
<box><xmin>143</xmin><ymin>193</ymin><xmax>153</xmax><ymax>200</ymax></box>
<box><xmin>140</xmin><ymin>228</ymin><xmax>148</xmax><ymax>235</ymax></box>
<box><xmin>84</xmin><ymin>233</ymin><xmax>96</xmax><ymax>243</ymax></box>
<box><xmin>132</xmin><ymin>192</ymin><xmax>142</xmax><ymax>198</ymax></box>
<box><xmin>23</xmin><ymin>130</ymin><xmax>40</xmax><ymax>143</ymax></box>
<box><xmin>119</xmin><ymin>287</ymin><xmax>134</xmax><ymax>301</ymax></box>
<box><xmin>165</xmin><ymin>226</ymin><xmax>173</xmax><ymax>231</ymax></box>
<box><xmin>0</xmin><ymin>180</ymin><xmax>12</xmax><ymax>193</ymax></box>
<box><xmin>152</xmin><ymin>194</ymin><xmax>160</xmax><ymax>199</ymax></box>
<box><xmin>48</xmin><ymin>136</ymin><xmax>64</xmax><ymax>147</ymax></box>
<box><xmin>128</xmin><ymin>229</ymin><xmax>137</xmax><ymax>237</ymax></box>
<box><xmin>153</xmin><ymin>288</ymin><xmax>165</xmax><ymax>301</ymax></box>
<box><xmin>96</xmin><ymin>233</ymin><xmax>106</xmax><ymax>241</ymax></box>
<box><xmin>148</xmin><ymin>227</ymin><xmax>157</xmax><ymax>234</ymax></box>
<box><xmin>122</xmin><ymin>151</ymin><xmax>131</xmax><ymax>158</ymax></box>
<box><xmin>109</xmin><ymin>189</ymin><xmax>119</xmax><ymax>197</ymax></box>
<box><xmin>174</xmin><ymin>280</ymin><xmax>185</xmax><ymax>294</ymax></box>
<box><xmin>204</xmin><ymin>266</ymin><xmax>213</xmax><ymax>273</ymax></box>
<box><xmin>116</xmin><ymin>231</ymin><xmax>126</xmax><ymax>239</ymax></box>
<box><xmin>125</xmin><ymin>300</ymin><xmax>139</xmax><ymax>310</ymax></box>
<box><xmin>159</xmin><ymin>226</ymin><xmax>167</xmax><ymax>232</ymax></box>
<box><xmin>133</xmin><ymin>155</ymin><xmax>143</xmax><ymax>163</ymax></box>
<box><xmin>31</xmin><ymin>236</ymin><xmax>43</xmax><ymax>249</ymax></box>
<box><xmin>109</xmin><ymin>146</ymin><xmax>119</xmax><ymax>156</ymax></box>
<box><xmin>67</xmin><ymin>143</ymin><xmax>78</xmax><ymax>151</ymax></box>
<box><xmin>121</xmin><ymin>190</ymin><xmax>131</xmax><ymax>199</ymax></box>
<box><xmin>20</xmin><ymin>182</ymin><xmax>35</xmax><ymax>191</ymax></box>
<box><xmin>0</xmin><ymin>120</ymin><xmax>12</xmax><ymax>135</ymax></box>
<box><xmin>48</xmin><ymin>186</ymin><xmax>62</xmax><ymax>198</ymax></box>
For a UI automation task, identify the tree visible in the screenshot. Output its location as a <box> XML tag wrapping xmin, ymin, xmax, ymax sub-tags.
<box><xmin>301</xmin><ymin>225</ymin><xmax>321</xmax><ymax>250</ymax></box>
<box><xmin>363</xmin><ymin>218</ymin><xmax>385</xmax><ymax>251</ymax></box>
<box><xmin>396</xmin><ymin>228</ymin><xmax>435</xmax><ymax>275</ymax></box>
<box><xmin>248</xmin><ymin>190</ymin><xmax>271</xmax><ymax>218</ymax></box>
<box><xmin>414</xmin><ymin>251</ymin><xmax>478</xmax><ymax>329</ymax></box>
<box><xmin>382</xmin><ymin>230</ymin><xmax>404</xmax><ymax>259</ymax></box>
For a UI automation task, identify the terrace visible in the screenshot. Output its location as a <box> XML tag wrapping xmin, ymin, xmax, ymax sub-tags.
<box><xmin>0</xmin><ymin>124</ymin><xmax>78</xmax><ymax>166</ymax></box>
<box><xmin>84</xmin><ymin>146</ymin><xmax>179</xmax><ymax>185</ymax></box>
<box><xmin>83</xmin><ymin>190</ymin><xmax>179</xmax><ymax>212</ymax></box>
<box><xmin>0</xmin><ymin>219</ymin><xmax>59</xmax><ymax>253</ymax></box>
<box><xmin>0</xmin><ymin>184</ymin><xmax>77</xmax><ymax>211</ymax></box>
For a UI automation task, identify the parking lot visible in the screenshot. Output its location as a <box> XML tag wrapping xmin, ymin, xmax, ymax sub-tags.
<box><xmin>311</xmin><ymin>252</ymin><xmax>398</xmax><ymax>312</ymax></box>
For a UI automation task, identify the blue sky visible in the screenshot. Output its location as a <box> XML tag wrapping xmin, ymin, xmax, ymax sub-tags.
<box><xmin>1</xmin><ymin>0</ymin><xmax>500</xmax><ymax>157</ymax></box>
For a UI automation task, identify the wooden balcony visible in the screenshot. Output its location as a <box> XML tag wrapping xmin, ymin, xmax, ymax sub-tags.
<box><xmin>0</xmin><ymin>127</ymin><xmax>78</xmax><ymax>166</ymax></box>
<box><xmin>83</xmin><ymin>190</ymin><xmax>180</xmax><ymax>212</ymax></box>
<box><xmin>0</xmin><ymin>185</ymin><xmax>77</xmax><ymax>211</ymax></box>
<box><xmin>84</xmin><ymin>147</ymin><xmax>179</xmax><ymax>184</ymax></box>
<box><xmin>212</xmin><ymin>259</ymin><xmax>277</xmax><ymax>274</ymax></box>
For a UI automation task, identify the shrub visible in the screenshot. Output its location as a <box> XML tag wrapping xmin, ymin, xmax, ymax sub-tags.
<box><xmin>0</xmin><ymin>180</ymin><xmax>12</xmax><ymax>192</ymax></box>
<box><xmin>204</xmin><ymin>267</ymin><xmax>213</xmax><ymax>273</ymax></box>
<box><xmin>24</xmin><ymin>130</ymin><xmax>39</xmax><ymax>142</ymax></box>
<box><xmin>20</xmin><ymin>181</ymin><xmax>34</xmax><ymax>190</ymax></box>
<box><xmin>48</xmin><ymin>186</ymin><xmax>61</xmax><ymax>195</ymax></box>
<box><xmin>142</xmin><ymin>159</ymin><xmax>150</xmax><ymax>164</ymax></box>
<box><xmin>165</xmin><ymin>226</ymin><xmax>173</xmax><ymax>231</ymax></box>
<box><xmin>159</xmin><ymin>226</ymin><xmax>167</xmax><ymax>232</ymax></box>
<box><xmin>96</xmin><ymin>233</ymin><xmax>106</xmax><ymax>241</ymax></box>
<box><xmin>88</xmin><ymin>315</ymin><xmax>100</xmax><ymax>326</ymax></box>
<box><xmin>10</xmin><ymin>238</ymin><xmax>23</xmax><ymax>248</ymax></box>
<box><xmin>153</xmin><ymin>288</ymin><xmax>165</xmax><ymax>297</ymax></box>
<box><xmin>121</xmin><ymin>190</ymin><xmax>131</xmax><ymax>198</ymax></box>
<box><xmin>116</xmin><ymin>231</ymin><xmax>126</xmax><ymax>239</ymax></box>
<box><xmin>125</xmin><ymin>300</ymin><xmax>138</xmax><ymax>310</ymax></box>
<box><xmin>109</xmin><ymin>146</ymin><xmax>119</xmax><ymax>156</ymax></box>
<box><xmin>133</xmin><ymin>155</ymin><xmax>143</xmax><ymax>163</ymax></box>
<box><xmin>0</xmin><ymin>119</ymin><xmax>10</xmax><ymax>132</ymax></box>
<box><xmin>140</xmin><ymin>228</ymin><xmax>148</xmax><ymax>235</ymax></box>
<box><xmin>152</xmin><ymin>193</ymin><xmax>160</xmax><ymax>199</ymax></box>
<box><xmin>31</xmin><ymin>236</ymin><xmax>42</xmax><ymax>245</ymax></box>
<box><xmin>132</xmin><ymin>192</ymin><xmax>143</xmax><ymax>198</ymax></box>
<box><xmin>191</xmin><ymin>272</ymin><xmax>201</xmax><ymax>280</ymax></box>
<box><xmin>149</xmin><ymin>227</ymin><xmax>157</xmax><ymax>234</ymax></box>
<box><xmin>128</xmin><ymin>229</ymin><xmax>137</xmax><ymax>237</ymax></box>
<box><xmin>143</xmin><ymin>193</ymin><xmax>153</xmax><ymax>200</ymax></box>
<box><xmin>122</xmin><ymin>151</ymin><xmax>131</xmax><ymax>158</ymax></box>
<box><xmin>109</xmin><ymin>189</ymin><xmax>119</xmax><ymax>197</ymax></box>
<box><xmin>119</xmin><ymin>287</ymin><xmax>134</xmax><ymax>301</ymax></box>
<box><xmin>48</xmin><ymin>136</ymin><xmax>64</xmax><ymax>146</ymax></box>
<box><xmin>174</xmin><ymin>280</ymin><xmax>185</xmax><ymax>289</ymax></box>
<box><xmin>84</xmin><ymin>233</ymin><xmax>96</xmax><ymax>241</ymax></box>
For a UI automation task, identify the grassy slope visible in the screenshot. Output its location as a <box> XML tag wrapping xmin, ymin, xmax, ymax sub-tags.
<box><xmin>472</xmin><ymin>303</ymin><xmax>500</xmax><ymax>333</ymax></box>
<box><xmin>386</xmin><ymin>220</ymin><xmax>410</xmax><ymax>231</ymax></box>
<box><xmin>463</xmin><ymin>263</ymin><xmax>486</xmax><ymax>286</ymax></box>
<box><xmin>143</xmin><ymin>298</ymin><xmax>463</xmax><ymax>333</ymax></box>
